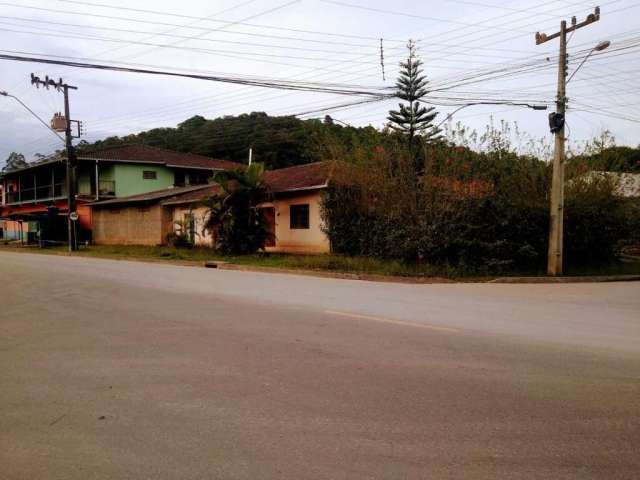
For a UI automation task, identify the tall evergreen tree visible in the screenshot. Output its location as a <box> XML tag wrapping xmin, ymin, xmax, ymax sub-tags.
<box><xmin>387</xmin><ymin>41</ymin><xmax>440</xmax><ymax>144</ymax></box>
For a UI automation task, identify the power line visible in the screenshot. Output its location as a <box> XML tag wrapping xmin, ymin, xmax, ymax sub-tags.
<box><xmin>0</xmin><ymin>53</ymin><xmax>394</xmax><ymax>97</ymax></box>
<box><xmin>119</xmin><ymin>0</ymin><xmax>300</xmax><ymax>61</ymax></box>
<box><xmin>0</xmin><ymin>27</ymin><xmax>395</xmax><ymax>66</ymax></box>
<box><xmin>320</xmin><ymin>0</ymin><xmax>534</xmax><ymax>33</ymax></box>
<box><xmin>0</xmin><ymin>16</ymin><xmax>379</xmax><ymax>57</ymax></box>
<box><xmin>1</xmin><ymin>1</ymin><xmax>404</xmax><ymax>43</ymax></box>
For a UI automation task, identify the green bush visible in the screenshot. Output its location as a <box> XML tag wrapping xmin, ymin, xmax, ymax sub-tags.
<box><xmin>564</xmin><ymin>174</ymin><xmax>636</xmax><ymax>264</ymax></box>
<box><xmin>319</xmin><ymin>125</ymin><xmax>638</xmax><ymax>274</ymax></box>
<box><xmin>203</xmin><ymin>163</ymin><xmax>273</xmax><ymax>255</ymax></box>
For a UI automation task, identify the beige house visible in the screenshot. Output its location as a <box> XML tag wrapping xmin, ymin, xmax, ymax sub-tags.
<box><xmin>90</xmin><ymin>162</ymin><xmax>332</xmax><ymax>253</ymax></box>
<box><xmin>260</xmin><ymin>162</ymin><xmax>331</xmax><ymax>253</ymax></box>
<box><xmin>91</xmin><ymin>185</ymin><xmax>213</xmax><ymax>246</ymax></box>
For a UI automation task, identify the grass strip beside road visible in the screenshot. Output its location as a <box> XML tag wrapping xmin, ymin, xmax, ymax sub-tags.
<box><xmin>0</xmin><ymin>244</ymin><xmax>464</xmax><ymax>279</ymax></box>
<box><xmin>1</xmin><ymin>244</ymin><xmax>639</xmax><ymax>281</ymax></box>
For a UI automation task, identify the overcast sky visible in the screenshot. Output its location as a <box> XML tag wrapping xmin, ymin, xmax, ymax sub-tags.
<box><xmin>1</xmin><ymin>0</ymin><xmax>638</xmax><ymax>164</ymax></box>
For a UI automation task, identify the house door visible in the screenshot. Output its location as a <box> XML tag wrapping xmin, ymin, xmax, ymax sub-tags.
<box><xmin>183</xmin><ymin>213</ymin><xmax>195</xmax><ymax>244</ymax></box>
<box><xmin>262</xmin><ymin>207</ymin><xmax>276</xmax><ymax>247</ymax></box>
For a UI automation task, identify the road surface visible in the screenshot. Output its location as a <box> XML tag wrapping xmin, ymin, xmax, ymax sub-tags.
<box><xmin>1</xmin><ymin>251</ymin><xmax>639</xmax><ymax>479</ymax></box>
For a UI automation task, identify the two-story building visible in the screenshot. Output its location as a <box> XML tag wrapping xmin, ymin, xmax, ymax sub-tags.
<box><xmin>0</xmin><ymin>145</ymin><xmax>243</xmax><ymax>243</ymax></box>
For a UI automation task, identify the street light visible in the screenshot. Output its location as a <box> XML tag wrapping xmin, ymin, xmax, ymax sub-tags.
<box><xmin>0</xmin><ymin>90</ymin><xmax>65</xmax><ymax>142</ymax></box>
<box><xmin>436</xmin><ymin>102</ymin><xmax>548</xmax><ymax>128</ymax></box>
<box><xmin>331</xmin><ymin>118</ymin><xmax>354</xmax><ymax>127</ymax></box>
<box><xmin>567</xmin><ymin>40</ymin><xmax>611</xmax><ymax>83</ymax></box>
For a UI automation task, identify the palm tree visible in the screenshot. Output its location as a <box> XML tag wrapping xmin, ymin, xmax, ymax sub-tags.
<box><xmin>203</xmin><ymin>163</ymin><xmax>273</xmax><ymax>254</ymax></box>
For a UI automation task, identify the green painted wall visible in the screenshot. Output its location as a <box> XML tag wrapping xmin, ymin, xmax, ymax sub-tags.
<box><xmin>100</xmin><ymin>164</ymin><xmax>115</xmax><ymax>181</ymax></box>
<box><xmin>114</xmin><ymin>164</ymin><xmax>174</xmax><ymax>197</ymax></box>
<box><xmin>77</xmin><ymin>163</ymin><xmax>117</xmax><ymax>196</ymax></box>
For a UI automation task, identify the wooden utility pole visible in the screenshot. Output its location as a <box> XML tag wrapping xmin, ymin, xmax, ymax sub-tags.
<box><xmin>31</xmin><ymin>74</ymin><xmax>79</xmax><ymax>251</ymax></box>
<box><xmin>536</xmin><ymin>7</ymin><xmax>600</xmax><ymax>276</ymax></box>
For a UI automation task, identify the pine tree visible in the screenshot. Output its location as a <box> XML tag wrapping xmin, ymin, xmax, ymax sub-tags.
<box><xmin>387</xmin><ymin>41</ymin><xmax>440</xmax><ymax>144</ymax></box>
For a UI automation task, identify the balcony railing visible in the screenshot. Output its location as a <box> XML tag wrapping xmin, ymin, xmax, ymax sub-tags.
<box><xmin>5</xmin><ymin>182</ymin><xmax>66</xmax><ymax>204</ymax></box>
<box><xmin>98</xmin><ymin>180</ymin><xmax>116</xmax><ymax>197</ymax></box>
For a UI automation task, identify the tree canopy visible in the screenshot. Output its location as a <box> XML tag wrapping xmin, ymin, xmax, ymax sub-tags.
<box><xmin>82</xmin><ymin>112</ymin><xmax>384</xmax><ymax>170</ymax></box>
<box><xmin>1</xmin><ymin>152</ymin><xmax>28</xmax><ymax>174</ymax></box>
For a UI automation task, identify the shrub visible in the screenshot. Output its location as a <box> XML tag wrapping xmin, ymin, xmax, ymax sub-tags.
<box><xmin>319</xmin><ymin>124</ymin><xmax>638</xmax><ymax>273</ymax></box>
<box><xmin>564</xmin><ymin>173</ymin><xmax>636</xmax><ymax>264</ymax></box>
<box><xmin>203</xmin><ymin>163</ymin><xmax>273</xmax><ymax>255</ymax></box>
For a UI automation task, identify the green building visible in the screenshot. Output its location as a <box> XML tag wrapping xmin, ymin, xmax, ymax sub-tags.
<box><xmin>0</xmin><ymin>145</ymin><xmax>243</xmax><ymax>242</ymax></box>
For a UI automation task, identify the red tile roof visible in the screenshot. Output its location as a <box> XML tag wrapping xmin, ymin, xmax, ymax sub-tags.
<box><xmin>263</xmin><ymin>161</ymin><xmax>331</xmax><ymax>193</ymax></box>
<box><xmin>79</xmin><ymin>145</ymin><xmax>244</xmax><ymax>171</ymax></box>
<box><xmin>90</xmin><ymin>184</ymin><xmax>212</xmax><ymax>207</ymax></box>
<box><xmin>161</xmin><ymin>184</ymin><xmax>221</xmax><ymax>205</ymax></box>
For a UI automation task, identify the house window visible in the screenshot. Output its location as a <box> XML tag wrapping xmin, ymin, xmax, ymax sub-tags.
<box><xmin>188</xmin><ymin>172</ymin><xmax>208</xmax><ymax>185</ymax></box>
<box><xmin>174</xmin><ymin>171</ymin><xmax>185</xmax><ymax>187</ymax></box>
<box><xmin>142</xmin><ymin>170</ymin><xmax>157</xmax><ymax>180</ymax></box>
<box><xmin>290</xmin><ymin>204</ymin><xmax>309</xmax><ymax>229</ymax></box>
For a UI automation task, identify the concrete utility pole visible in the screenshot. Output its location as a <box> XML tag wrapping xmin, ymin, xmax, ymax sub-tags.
<box><xmin>30</xmin><ymin>74</ymin><xmax>79</xmax><ymax>252</ymax></box>
<box><xmin>536</xmin><ymin>7</ymin><xmax>601</xmax><ymax>276</ymax></box>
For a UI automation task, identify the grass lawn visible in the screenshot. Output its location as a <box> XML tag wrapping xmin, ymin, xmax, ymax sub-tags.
<box><xmin>2</xmin><ymin>243</ymin><xmax>639</xmax><ymax>280</ymax></box>
<box><xmin>0</xmin><ymin>244</ymin><xmax>467</xmax><ymax>279</ymax></box>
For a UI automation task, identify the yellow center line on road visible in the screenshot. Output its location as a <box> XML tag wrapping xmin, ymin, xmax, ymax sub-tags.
<box><xmin>324</xmin><ymin>310</ymin><xmax>460</xmax><ymax>334</ymax></box>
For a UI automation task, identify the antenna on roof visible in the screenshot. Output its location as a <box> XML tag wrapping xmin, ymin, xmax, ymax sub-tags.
<box><xmin>380</xmin><ymin>38</ymin><xmax>386</xmax><ymax>81</ymax></box>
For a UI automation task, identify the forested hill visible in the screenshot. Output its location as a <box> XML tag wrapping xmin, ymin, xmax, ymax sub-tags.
<box><xmin>80</xmin><ymin>112</ymin><xmax>381</xmax><ymax>170</ymax></box>
<box><xmin>73</xmin><ymin>112</ymin><xmax>639</xmax><ymax>173</ymax></box>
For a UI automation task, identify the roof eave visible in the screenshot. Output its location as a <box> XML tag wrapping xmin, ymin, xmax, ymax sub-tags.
<box><xmin>0</xmin><ymin>157</ymin><xmax>64</xmax><ymax>177</ymax></box>
<box><xmin>271</xmin><ymin>182</ymin><xmax>328</xmax><ymax>194</ymax></box>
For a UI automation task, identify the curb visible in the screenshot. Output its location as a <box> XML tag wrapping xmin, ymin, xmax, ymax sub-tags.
<box><xmin>213</xmin><ymin>262</ymin><xmax>456</xmax><ymax>284</ymax></box>
<box><xmin>489</xmin><ymin>275</ymin><xmax>640</xmax><ymax>284</ymax></box>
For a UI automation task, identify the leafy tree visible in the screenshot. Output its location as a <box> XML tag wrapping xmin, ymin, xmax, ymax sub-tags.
<box><xmin>80</xmin><ymin>112</ymin><xmax>433</xmax><ymax>171</ymax></box>
<box><xmin>387</xmin><ymin>40</ymin><xmax>440</xmax><ymax>145</ymax></box>
<box><xmin>1</xmin><ymin>152</ymin><xmax>28</xmax><ymax>173</ymax></box>
<box><xmin>86</xmin><ymin>113</ymin><xmax>327</xmax><ymax>170</ymax></box>
<box><xmin>567</xmin><ymin>131</ymin><xmax>640</xmax><ymax>174</ymax></box>
<box><xmin>321</xmin><ymin>122</ymin><xmax>638</xmax><ymax>273</ymax></box>
<box><xmin>203</xmin><ymin>163</ymin><xmax>272</xmax><ymax>254</ymax></box>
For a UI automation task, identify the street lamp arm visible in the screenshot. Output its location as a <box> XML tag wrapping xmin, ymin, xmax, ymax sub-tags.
<box><xmin>0</xmin><ymin>90</ymin><xmax>65</xmax><ymax>143</ymax></box>
<box><xmin>567</xmin><ymin>40</ymin><xmax>610</xmax><ymax>84</ymax></box>
<box><xmin>436</xmin><ymin>102</ymin><xmax>548</xmax><ymax>128</ymax></box>
<box><xmin>436</xmin><ymin>104</ymin><xmax>473</xmax><ymax>128</ymax></box>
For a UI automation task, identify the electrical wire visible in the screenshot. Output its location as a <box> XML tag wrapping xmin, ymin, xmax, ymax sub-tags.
<box><xmin>0</xmin><ymin>53</ymin><xmax>394</xmax><ymax>97</ymax></box>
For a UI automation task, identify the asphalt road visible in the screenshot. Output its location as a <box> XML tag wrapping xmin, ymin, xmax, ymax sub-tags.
<box><xmin>1</xmin><ymin>251</ymin><xmax>639</xmax><ymax>479</ymax></box>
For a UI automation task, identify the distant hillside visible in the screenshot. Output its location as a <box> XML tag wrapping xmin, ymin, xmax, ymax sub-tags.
<box><xmin>81</xmin><ymin>112</ymin><xmax>383</xmax><ymax>170</ymax></box>
<box><xmin>568</xmin><ymin>146</ymin><xmax>640</xmax><ymax>173</ymax></box>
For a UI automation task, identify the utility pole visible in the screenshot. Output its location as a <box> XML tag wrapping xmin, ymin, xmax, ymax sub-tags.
<box><xmin>536</xmin><ymin>7</ymin><xmax>600</xmax><ymax>276</ymax></box>
<box><xmin>30</xmin><ymin>74</ymin><xmax>80</xmax><ymax>252</ymax></box>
